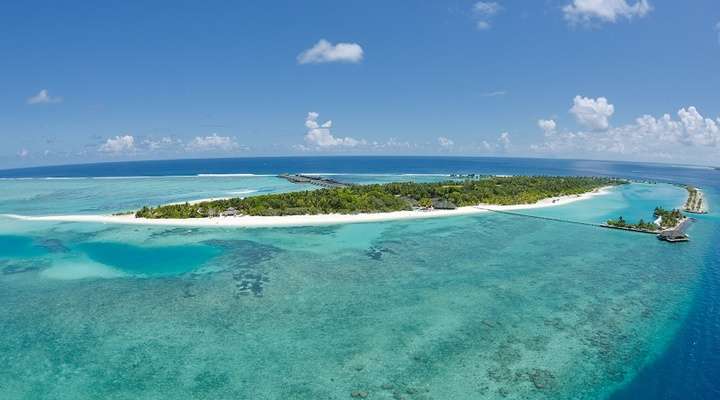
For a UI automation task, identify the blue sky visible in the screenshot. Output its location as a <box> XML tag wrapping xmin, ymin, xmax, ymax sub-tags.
<box><xmin>2</xmin><ymin>0</ymin><xmax>719</xmax><ymax>168</ymax></box>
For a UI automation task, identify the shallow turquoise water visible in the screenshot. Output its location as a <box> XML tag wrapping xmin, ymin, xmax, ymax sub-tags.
<box><xmin>0</xmin><ymin>235</ymin><xmax>50</xmax><ymax>258</ymax></box>
<box><xmin>78</xmin><ymin>242</ymin><xmax>221</xmax><ymax>276</ymax></box>
<box><xmin>0</xmin><ymin>174</ymin><xmax>711</xmax><ymax>399</ymax></box>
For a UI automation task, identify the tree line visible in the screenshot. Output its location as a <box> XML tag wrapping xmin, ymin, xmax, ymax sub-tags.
<box><xmin>135</xmin><ymin>176</ymin><xmax>623</xmax><ymax>219</ymax></box>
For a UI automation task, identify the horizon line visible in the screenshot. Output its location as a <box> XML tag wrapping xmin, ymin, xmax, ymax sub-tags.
<box><xmin>0</xmin><ymin>154</ymin><xmax>716</xmax><ymax>176</ymax></box>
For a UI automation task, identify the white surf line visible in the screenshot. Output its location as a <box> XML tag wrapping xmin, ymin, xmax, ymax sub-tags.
<box><xmin>2</xmin><ymin>187</ymin><xmax>613</xmax><ymax>229</ymax></box>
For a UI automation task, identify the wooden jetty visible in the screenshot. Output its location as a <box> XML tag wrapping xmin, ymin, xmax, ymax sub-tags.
<box><xmin>600</xmin><ymin>218</ymin><xmax>693</xmax><ymax>243</ymax></box>
<box><xmin>278</xmin><ymin>174</ymin><xmax>352</xmax><ymax>188</ymax></box>
<box><xmin>478</xmin><ymin>205</ymin><xmax>693</xmax><ymax>243</ymax></box>
<box><xmin>599</xmin><ymin>224</ymin><xmax>659</xmax><ymax>235</ymax></box>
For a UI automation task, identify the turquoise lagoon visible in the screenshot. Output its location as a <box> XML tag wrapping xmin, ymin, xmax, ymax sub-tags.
<box><xmin>0</xmin><ymin>173</ymin><xmax>712</xmax><ymax>399</ymax></box>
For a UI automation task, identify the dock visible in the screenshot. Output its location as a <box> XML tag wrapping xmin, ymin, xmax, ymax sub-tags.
<box><xmin>598</xmin><ymin>224</ymin><xmax>659</xmax><ymax>235</ymax></box>
<box><xmin>278</xmin><ymin>174</ymin><xmax>352</xmax><ymax>188</ymax></box>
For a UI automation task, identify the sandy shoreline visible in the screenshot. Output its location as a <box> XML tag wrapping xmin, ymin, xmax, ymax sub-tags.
<box><xmin>3</xmin><ymin>187</ymin><xmax>613</xmax><ymax>228</ymax></box>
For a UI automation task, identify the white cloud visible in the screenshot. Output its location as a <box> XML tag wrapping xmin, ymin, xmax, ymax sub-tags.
<box><xmin>186</xmin><ymin>134</ymin><xmax>241</xmax><ymax>152</ymax></box>
<box><xmin>377</xmin><ymin>138</ymin><xmax>414</xmax><ymax>149</ymax></box>
<box><xmin>437</xmin><ymin>136</ymin><xmax>454</xmax><ymax>148</ymax></box>
<box><xmin>563</xmin><ymin>0</ymin><xmax>651</xmax><ymax>25</ymax></box>
<box><xmin>474</xmin><ymin>1</ymin><xmax>501</xmax><ymax>15</ymax></box>
<box><xmin>297</xmin><ymin>39</ymin><xmax>364</xmax><ymax>64</ymax></box>
<box><xmin>480</xmin><ymin>132</ymin><xmax>511</xmax><ymax>152</ymax></box>
<box><xmin>473</xmin><ymin>1</ymin><xmax>502</xmax><ymax>30</ymax></box>
<box><xmin>304</xmin><ymin>112</ymin><xmax>363</xmax><ymax>147</ymax></box>
<box><xmin>99</xmin><ymin>135</ymin><xmax>135</xmax><ymax>154</ymax></box>
<box><xmin>498</xmin><ymin>132</ymin><xmax>511</xmax><ymax>151</ymax></box>
<box><xmin>17</xmin><ymin>148</ymin><xmax>29</xmax><ymax>158</ymax></box>
<box><xmin>570</xmin><ymin>95</ymin><xmax>615</xmax><ymax>130</ymax></box>
<box><xmin>716</xmin><ymin>21</ymin><xmax>720</xmax><ymax>45</ymax></box>
<box><xmin>476</xmin><ymin>21</ymin><xmax>491</xmax><ymax>30</ymax></box>
<box><xmin>538</xmin><ymin>119</ymin><xmax>557</xmax><ymax>135</ymax></box>
<box><xmin>481</xmin><ymin>90</ymin><xmax>507</xmax><ymax>97</ymax></box>
<box><xmin>532</xmin><ymin>105</ymin><xmax>720</xmax><ymax>162</ymax></box>
<box><xmin>142</xmin><ymin>137</ymin><xmax>181</xmax><ymax>151</ymax></box>
<box><xmin>27</xmin><ymin>89</ymin><xmax>62</xmax><ymax>105</ymax></box>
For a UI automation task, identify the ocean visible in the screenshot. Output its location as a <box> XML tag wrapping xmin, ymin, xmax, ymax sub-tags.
<box><xmin>0</xmin><ymin>156</ymin><xmax>718</xmax><ymax>399</ymax></box>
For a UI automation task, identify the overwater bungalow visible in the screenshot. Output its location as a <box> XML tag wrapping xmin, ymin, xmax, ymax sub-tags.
<box><xmin>658</xmin><ymin>218</ymin><xmax>692</xmax><ymax>242</ymax></box>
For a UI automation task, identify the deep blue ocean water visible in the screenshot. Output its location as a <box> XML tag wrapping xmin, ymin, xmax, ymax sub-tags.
<box><xmin>0</xmin><ymin>156</ymin><xmax>718</xmax><ymax>399</ymax></box>
<box><xmin>0</xmin><ymin>156</ymin><xmax>711</xmax><ymax>179</ymax></box>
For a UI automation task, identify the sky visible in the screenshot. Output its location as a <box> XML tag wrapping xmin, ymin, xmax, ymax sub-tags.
<box><xmin>1</xmin><ymin>0</ymin><xmax>719</xmax><ymax>169</ymax></box>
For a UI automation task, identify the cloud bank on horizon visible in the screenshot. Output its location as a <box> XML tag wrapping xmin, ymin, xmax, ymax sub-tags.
<box><xmin>533</xmin><ymin>96</ymin><xmax>720</xmax><ymax>162</ymax></box>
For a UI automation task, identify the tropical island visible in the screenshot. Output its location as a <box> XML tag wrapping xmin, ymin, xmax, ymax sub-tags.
<box><xmin>683</xmin><ymin>186</ymin><xmax>707</xmax><ymax>214</ymax></box>
<box><xmin>605</xmin><ymin>207</ymin><xmax>685</xmax><ymax>232</ymax></box>
<box><xmin>135</xmin><ymin>176</ymin><xmax>623</xmax><ymax>219</ymax></box>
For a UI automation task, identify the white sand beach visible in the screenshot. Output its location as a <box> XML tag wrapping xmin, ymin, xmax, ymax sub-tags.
<box><xmin>3</xmin><ymin>187</ymin><xmax>612</xmax><ymax>228</ymax></box>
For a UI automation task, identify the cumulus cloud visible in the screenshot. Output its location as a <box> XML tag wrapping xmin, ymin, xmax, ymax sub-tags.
<box><xmin>497</xmin><ymin>132</ymin><xmax>511</xmax><ymax>151</ymax></box>
<box><xmin>27</xmin><ymin>89</ymin><xmax>62</xmax><ymax>105</ymax></box>
<box><xmin>304</xmin><ymin>112</ymin><xmax>363</xmax><ymax>148</ymax></box>
<box><xmin>563</xmin><ymin>0</ymin><xmax>651</xmax><ymax>25</ymax></box>
<box><xmin>570</xmin><ymin>95</ymin><xmax>615</xmax><ymax>130</ymax></box>
<box><xmin>99</xmin><ymin>135</ymin><xmax>135</xmax><ymax>154</ymax></box>
<box><xmin>437</xmin><ymin>136</ymin><xmax>455</xmax><ymax>148</ymax></box>
<box><xmin>532</xmin><ymin>105</ymin><xmax>720</xmax><ymax>162</ymax></box>
<box><xmin>186</xmin><ymin>134</ymin><xmax>241</xmax><ymax>152</ymax></box>
<box><xmin>473</xmin><ymin>1</ymin><xmax>502</xmax><ymax>30</ymax></box>
<box><xmin>142</xmin><ymin>136</ymin><xmax>182</xmax><ymax>151</ymax></box>
<box><xmin>480</xmin><ymin>132</ymin><xmax>512</xmax><ymax>152</ymax></box>
<box><xmin>538</xmin><ymin>119</ymin><xmax>557</xmax><ymax>135</ymax></box>
<box><xmin>297</xmin><ymin>39</ymin><xmax>364</xmax><ymax>64</ymax></box>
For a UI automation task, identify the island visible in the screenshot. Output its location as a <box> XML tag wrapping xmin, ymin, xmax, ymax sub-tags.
<box><xmin>135</xmin><ymin>176</ymin><xmax>623</xmax><ymax>219</ymax></box>
<box><xmin>683</xmin><ymin>186</ymin><xmax>707</xmax><ymax>214</ymax></box>
<box><xmin>605</xmin><ymin>207</ymin><xmax>685</xmax><ymax>232</ymax></box>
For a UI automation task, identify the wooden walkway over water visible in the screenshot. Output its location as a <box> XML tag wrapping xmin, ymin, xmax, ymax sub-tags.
<box><xmin>278</xmin><ymin>174</ymin><xmax>352</xmax><ymax>188</ymax></box>
<box><xmin>475</xmin><ymin>206</ymin><xmax>692</xmax><ymax>242</ymax></box>
<box><xmin>474</xmin><ymin>207</ymin><xmax>602</xmax><ymax>229</ymax></box>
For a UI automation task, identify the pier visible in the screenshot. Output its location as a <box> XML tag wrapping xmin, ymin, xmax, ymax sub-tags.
<box><xmin>476</xmin><ymin>207</ymin><xmax>692</xmax><ymax>243</ymax></box>
<box><xmin>598</xmin><ymin>224</ymin><xmax>660</xmax><ymax>235</ymax></box>
<box><xmin>279</xmin><ymin>174</ymin><xmax>352</xmax><ymax>188</ymax></box>
<box><xmin>474</xmin><ymin>207</ymin><xmax>602</xmax><ymax>229</ymax></box>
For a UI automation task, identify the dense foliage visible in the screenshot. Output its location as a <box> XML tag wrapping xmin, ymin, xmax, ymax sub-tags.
<box><xmin>135</xmin><ymin>176</ymin><xmax>623</xmax><ymax>219</ymax></box>
<box><xmin>653</xmin><ymin>207</ymin><xmax>684</xmax><ymax>228</ymax></box>
<box><xmin>605</xmin><ymin>216</ymin><xmax>658</xmax><ymax>231</ymax></box>
<box><xmin>606</xmin><ymin>207</ymin><xmax>684</xmax><ymax>231</ymax></box>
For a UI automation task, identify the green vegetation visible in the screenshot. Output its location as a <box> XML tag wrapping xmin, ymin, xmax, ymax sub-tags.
<box><xmin>135</xmin><ymin>176</ymin><xmax>623</xmax><ymax>219</ymax></box>
<box><xmin>606</xmin><ymin>207</ymin><xmax>684</xmax><ymax>231</ymax></box>
<box><xmin>684</xmin><ymin>186</ymin><xmax>704</xmax><ymax>212</ymax></box>
<box><xmin>654</xmin><ymin>207</ymin><xmax>684</xmax><ymax>228</ymax></box>
<box><xmin>605</xmin><ymin>216</ymin><xmax>658</xmax><ymax>231</ymax></box>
